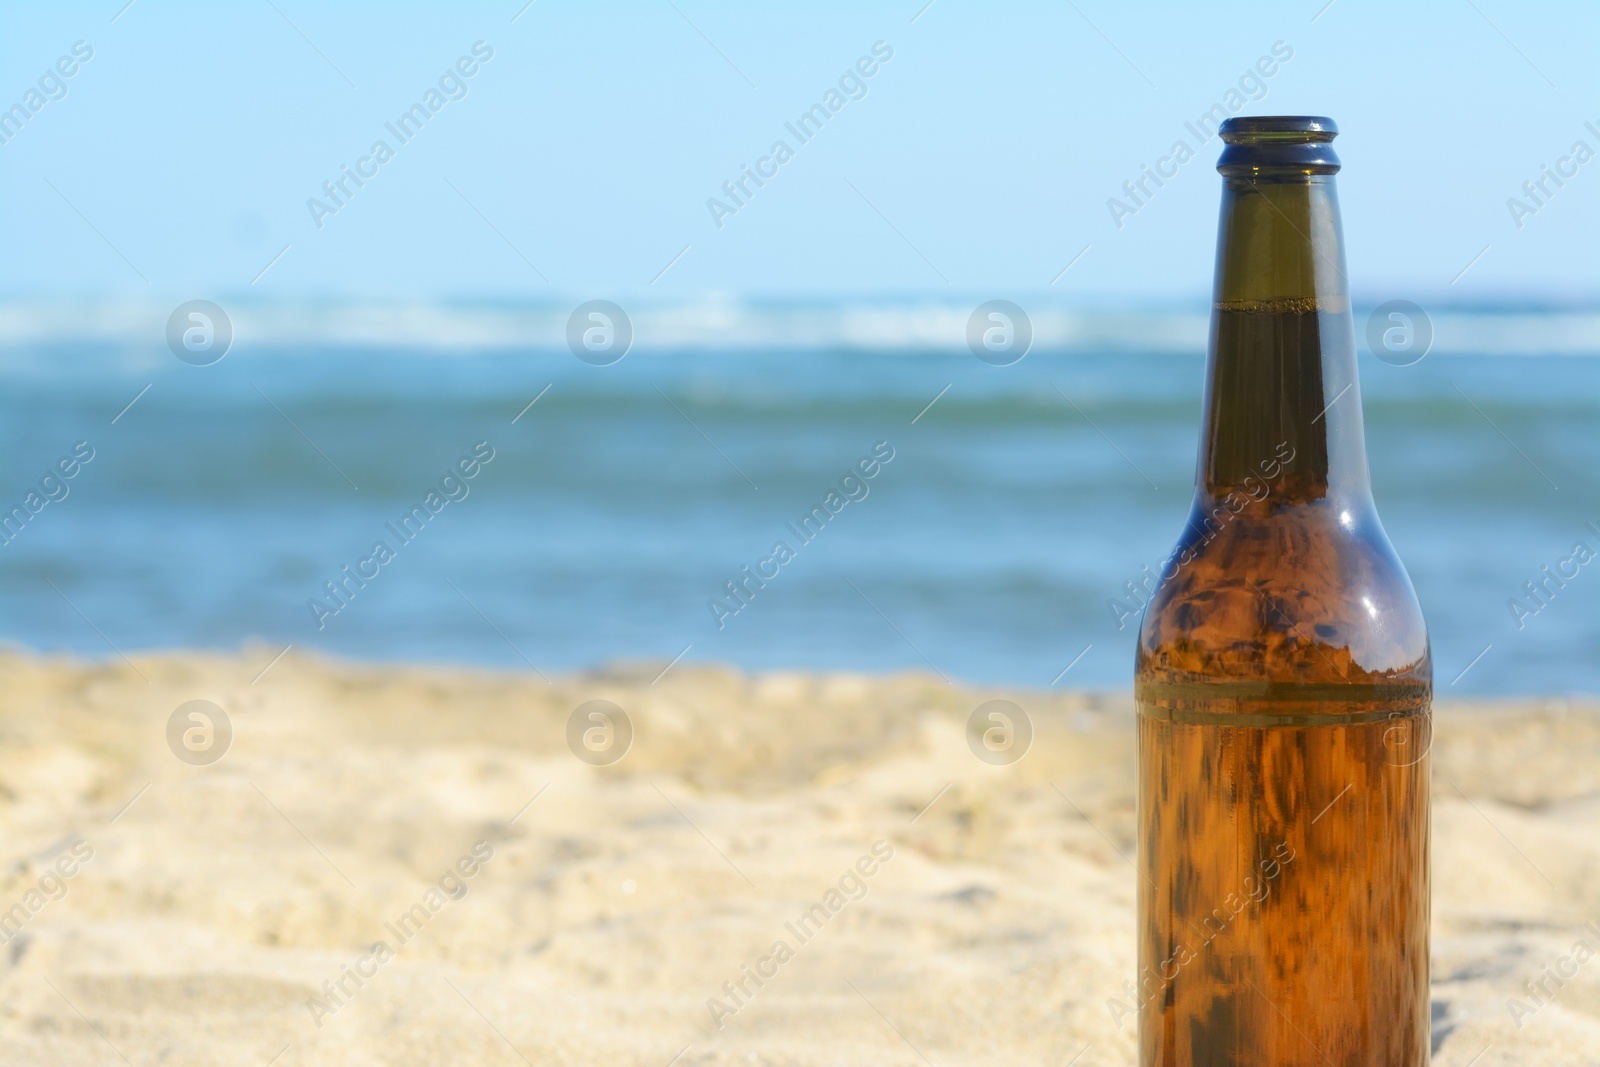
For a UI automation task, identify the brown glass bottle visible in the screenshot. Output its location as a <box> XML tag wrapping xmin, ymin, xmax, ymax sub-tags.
<box><xmin>1134</xmin><ymin>117</ymin><xmax>1431</xmax><ymax>1066</ymax></box>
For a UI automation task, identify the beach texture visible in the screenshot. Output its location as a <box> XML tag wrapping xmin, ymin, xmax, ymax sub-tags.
<box><xmin>0</xmin><ymin>650</ymin><xmax>1595</xmax><ymax>1065</ymax></box>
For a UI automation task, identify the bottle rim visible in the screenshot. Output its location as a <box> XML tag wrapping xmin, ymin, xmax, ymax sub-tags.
<box><xmin>1219</xmin><ymin>116</ymin><xmax>1338</xmax><ymax>144</ymax></box>
<box><xmin>1217</xmin><ymin>117</ymin><xmax>1341</xmax><ymax>175</ymax></box>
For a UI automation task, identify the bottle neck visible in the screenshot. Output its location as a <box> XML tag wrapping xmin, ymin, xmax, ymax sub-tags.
<box><xmin>1198</xmin><ymin>174</ymin><xmax>1370</xmax><ymax>507</ymax></box>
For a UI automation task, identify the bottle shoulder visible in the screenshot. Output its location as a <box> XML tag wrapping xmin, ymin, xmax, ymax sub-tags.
<box><xmin>1135</xmin><ymin>493</ymin><xmax>1430</xmax><ymax>693</ymax></box>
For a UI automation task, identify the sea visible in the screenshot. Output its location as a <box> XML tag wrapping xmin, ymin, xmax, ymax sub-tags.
<box><xmin>0</xmin><ymin>297</ymin><xmax>1594</xmax><ymax>696</ymax></box>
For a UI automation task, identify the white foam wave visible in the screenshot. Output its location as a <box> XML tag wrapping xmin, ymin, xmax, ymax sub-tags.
<box><xmin>0</xmin><ymin>299</ymin><xmax>1595</xmax><ymax>356</ymax></box>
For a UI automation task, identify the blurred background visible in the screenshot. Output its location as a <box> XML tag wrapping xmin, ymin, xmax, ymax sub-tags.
<box><xmin>1</xmin><ymin>0</ymin><xmax>1596</xmax><ymax>695</ymax></box>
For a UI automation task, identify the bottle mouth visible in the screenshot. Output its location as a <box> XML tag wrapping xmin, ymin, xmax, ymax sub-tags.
<box><xmin>1217</xmin><ymin>116</ymin><xmax>1340</xmax><ymax>175</ymax></box>
<box><xmin>1219</xmin><ymin>116</ymin><xmax>1338</xmax><ymax>143</ymax></box>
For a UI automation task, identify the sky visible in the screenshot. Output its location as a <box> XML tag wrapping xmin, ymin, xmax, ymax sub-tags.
<box><xmin>2</xmin><ymin>0</ymin><xmax>1597</xmax><ymax>306</ymax></box>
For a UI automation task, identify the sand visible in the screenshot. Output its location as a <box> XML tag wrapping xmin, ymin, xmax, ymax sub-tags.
<box><xmin>0</xmin><ymin>648</ymin><xmax>1595</xmax><ymax>1065</ymax></box>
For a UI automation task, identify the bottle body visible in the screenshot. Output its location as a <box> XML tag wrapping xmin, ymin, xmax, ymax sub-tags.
<box><xmin>1135</xmin><ymin>691</ymin><xmax>1429</xmax><ymax>1065</ymax></box>
<box><xmin>1134</xmin><ymin>118</ymin><xmax>1431</xmax><ymax>1066</ymax></box>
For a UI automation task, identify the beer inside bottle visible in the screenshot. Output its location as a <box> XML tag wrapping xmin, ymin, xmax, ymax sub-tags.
<box><xmin>1135</xmin><ymin>117</ymin><xmax>1431</xmax><ymax>1066</ymax></box>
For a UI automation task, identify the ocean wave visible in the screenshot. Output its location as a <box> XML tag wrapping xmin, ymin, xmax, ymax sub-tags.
<box><xmin>0</xmin><ymin>299</ymin><xmax>1597</xmax><ymax>356</ymax></box>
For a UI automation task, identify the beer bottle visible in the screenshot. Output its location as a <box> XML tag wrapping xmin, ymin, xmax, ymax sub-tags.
<box><xmin>1134</xmin><ymin>116</ymin><xmax>1431</xmax><ymax>1066</ymax></box>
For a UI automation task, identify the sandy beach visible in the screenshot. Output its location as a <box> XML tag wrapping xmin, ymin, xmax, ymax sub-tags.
<box><xmin>0</xmin><ymin>649</ymin><xmax>1595</xmax><ymax>1065</ymax></box>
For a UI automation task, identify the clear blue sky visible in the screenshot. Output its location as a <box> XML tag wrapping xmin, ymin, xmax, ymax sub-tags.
<box><xmin>2</xmin><ymin>0</ymin><xmax>1596</xmax><ymax>305</ymax></box>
